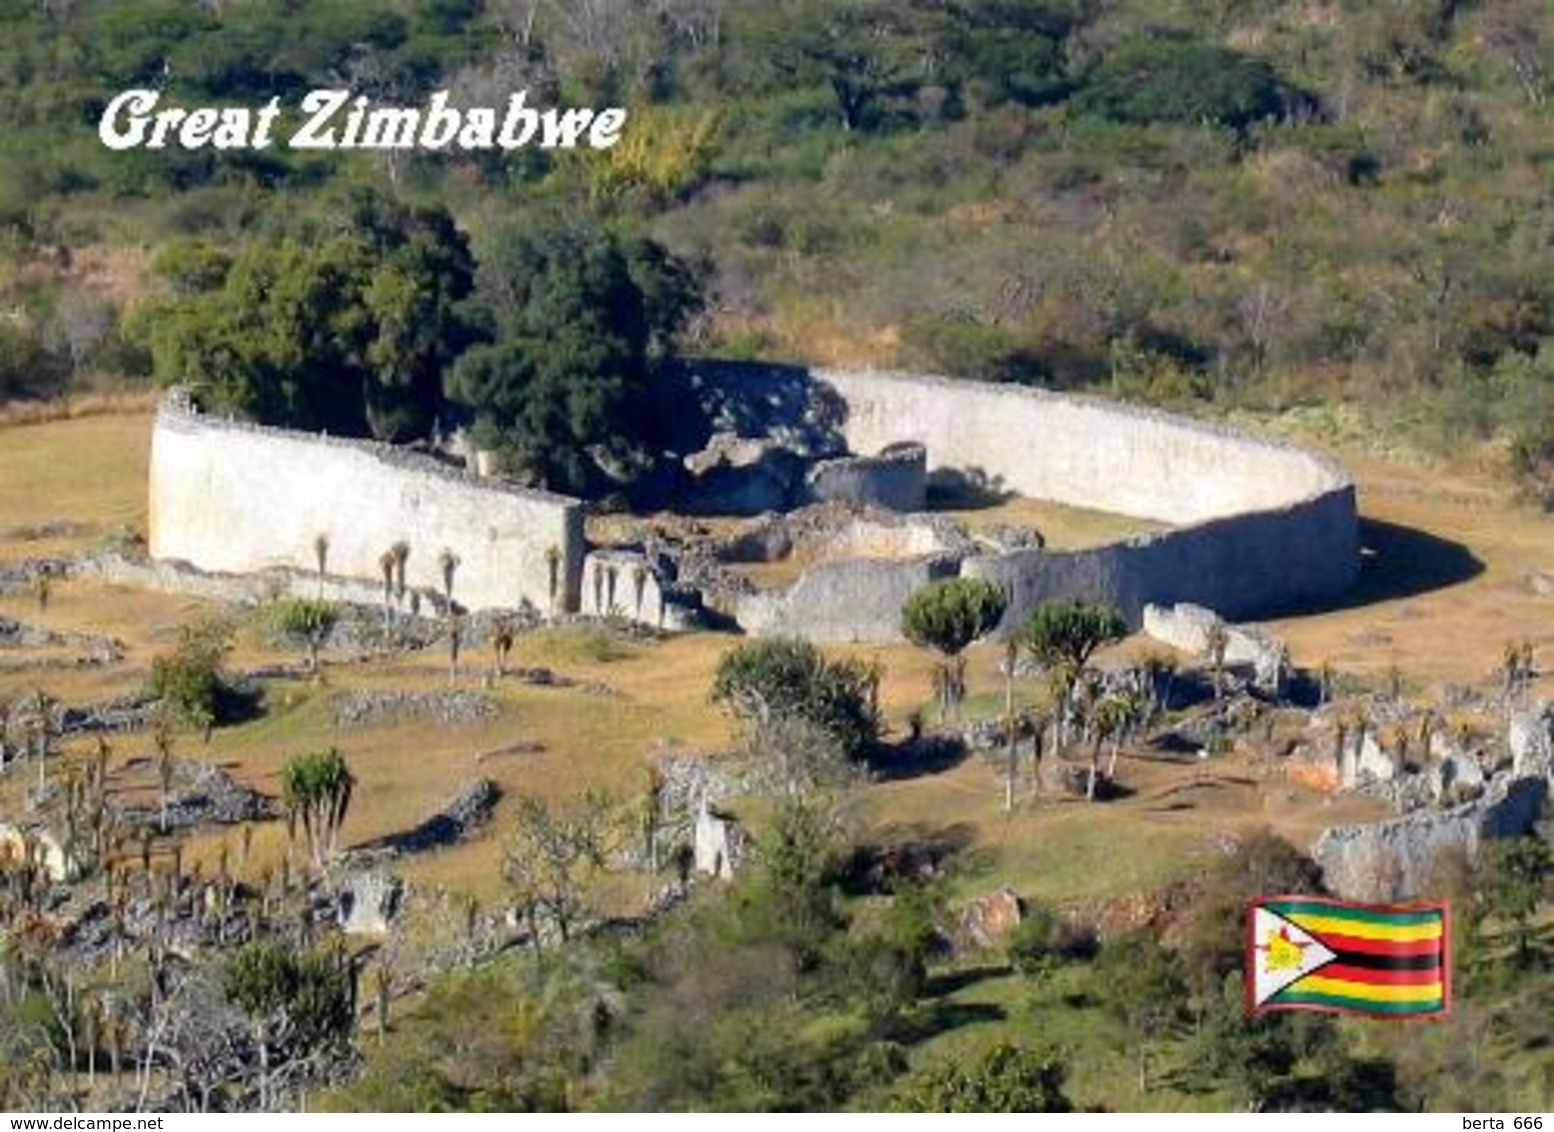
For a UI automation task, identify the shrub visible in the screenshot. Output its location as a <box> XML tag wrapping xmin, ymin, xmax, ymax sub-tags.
<box><xmin>711</xmin><ymin>637</ymin><xmax>880</xmax><ymax>761</ymax></box>
<box><xmin>1006</xmin><ymin>907</ymin><xmax>1096</xmax><ymax>983</ymax></box>
<box><xmin>1074</xmin><ymin>37</ymin><xmax>1304</xmax><ymax>131</ymax></box>
<box><xmin>899</xmin><ymin>315</ymin><xmax>1042</xmax><ymax>385</ymax></box>
<box><xmin>891</xmin><ymin>1043</ymin><xmax>1073</xmax><ymax>1112</ymax></box>
<box><xmin>1509</xmin><ymin>417</ymin><xmax>1554</xmax><ymax>509</ymax></box>
<box><xmin>269</xmin><ymin>596</ymin><xmax>340</xmax><ymax>672</ymax></box>
<box><xmin>147</xmin><ymin>616</ymin><xmax>236</xmax><ymax>734</ymax></box>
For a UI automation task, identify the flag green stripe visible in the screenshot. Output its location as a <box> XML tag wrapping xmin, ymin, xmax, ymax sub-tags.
<box><xmin>1269</xmin><ymin>988</ymin><xmax>1443</xmax><ymax>1015</ymax></box>
<box><xmin>1264</xmin><ymin>900</ymin><xmax>1442</xmax><ymax>927</ymax></box>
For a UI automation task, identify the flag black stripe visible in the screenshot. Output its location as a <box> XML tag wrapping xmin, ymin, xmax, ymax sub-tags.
<box><xmin>1327</xmin><ymin>950</ymin><xmax>1440</xmax><ymax>972</ymax></box>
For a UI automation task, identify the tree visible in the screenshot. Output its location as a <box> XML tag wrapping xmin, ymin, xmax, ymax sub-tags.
<box><xmin>739</xmin><ymin>1</ymin><xmax>936</xmax><ymax>133</ymax></box>
<box><xmin>503</xmin><ymin>791</ymin><xmax>618</xmax><ymax>950</ymax></box>
<box><xmin>144</xmin><ymin>188</ymin><xmax>473</xmax><ymax>443</ymax></box>
<box><xmin>891</xmin><ymin>1043</ymin><xmax>1073</xmax><ymax>1112</ymax></box>
<box><xmin>147</xmin><ymin>616</ymin><xmax>235</xmax><ymax>737</ymax></box>
<box><xmin>445</xmin><ymin>213</ymin><xmax>701</xmax><ymax>493</ymax></box>
<box><xmin>901</xmin><ymin>576</ymin><xmax>1007</xmax><ymax>722</ymax></box>
<box><xmin>281</xmin><ymin>748</ymin><xmax>355</xmax><ymax>872</ymax></box>
<box><xmin>1074</xmin><ymin>36</ymin><xmax>1303</xmax><ymax>132</ymax></box>
<box><xmin>1478</xmin><ymin>836</ymin><xmax>1549</xmax><ymax>965</ymax></box>
<box><xmin>225</xmin><ymin>942</ymin><xmax>354</xmax><ymax>1110</ymax></box>
<box><xmin>437</xmin><ymin>548</ymin><xmax>460</xmax><ymax>611</ymax></box>
<box><xmin>312</xmin><ymin>534</ymin><xmax>329</xmax><ymax>596</ymax></box>
<box><xmin>1097</xmin><ymin>932</ymin><xmax>1190</xmax><ymax>1093</ymax></box>
<box><xmin>1019</xmin><ymin>599</ymin><xmax>1126</xmax><ymax>749</ymax></box>
<box><xmin>492</xmin><ymin>618</ymin><xmax>516</xmax><ymax>677</ymax></box>
<box><xmin>711</xmin><ymin>637</ymin><xmax>880</xmax><ymax>762</ymax></box>
<box><xmin>271</xmin><ymin>597</ymin><xmax>340</xmax><ymax>676</ymax></box>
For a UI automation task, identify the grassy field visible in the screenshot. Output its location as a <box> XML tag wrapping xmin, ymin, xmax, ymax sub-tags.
<box><xmin>1</xmin><ymin>406</ymin><xmax>1549</xmax><ymax>918</ymax></box>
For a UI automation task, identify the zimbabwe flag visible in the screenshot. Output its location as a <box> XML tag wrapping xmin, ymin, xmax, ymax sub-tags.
<box><xmin>1246</xmin><ymin>896</ymin><xmax>1449</xmax><ymax>1019</ymax></box>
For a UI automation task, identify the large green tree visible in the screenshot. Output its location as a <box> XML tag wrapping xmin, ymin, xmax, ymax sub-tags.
<box><xmin>143</xmin><ymin>188</ymin><xmax>473</xmax><ymax>442</ymax></box>
<box><xmin>446</xmin><ymin>214</ymin><xmax>701</xmax><ymax>493</ymax></box>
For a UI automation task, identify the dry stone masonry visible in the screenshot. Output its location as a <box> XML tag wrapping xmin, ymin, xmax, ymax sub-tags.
<box><xmin>149</xmin><ymin>390</ymin><xmax>586</xmax><ymax>615</ymax></box>
<box><xmin>147</xmin><ymin>365</ymin><xmax>1360</xmax><ymax>643</ymax></box>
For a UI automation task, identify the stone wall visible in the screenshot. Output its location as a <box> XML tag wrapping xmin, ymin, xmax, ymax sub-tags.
<box><xmin>737</xmin><ymin>553</ymin><xmax>961</xmax><ymax>643</ymax></box>
<box><xmin>1312</xmin><ymin>775</ymin><xmax>1547</xmax><ymax>901</ymax></box>
<box><xmin>813</xmin><ymin>367</ymin><xmax>1350</xmax><ymax>525</ymax></box>
<box><xmin>671</xmin><ymin>362</ymin><xmax>1360</xmax><ymax>639</ymax></box>
<box><xmin>148</xmin><ymin>393</ymin><xmax>585</xmax><ymax>614</ymax></box>
<box><xmin>804</xmin><ymin>442</ymin><xmax>927</xmax><ymax>511</ymax></box>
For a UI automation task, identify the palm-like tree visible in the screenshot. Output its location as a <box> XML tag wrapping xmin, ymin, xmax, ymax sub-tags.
<box><xmin>1205</xmin><ymin>623</ymin><xmax>1230</xmax><ymax>700</ymax></box>
<box><xmin>491</xmin><ymin>618</ymin><xmax>515</xmax><ymax>676</ymax></box>
<box><xmin>544</xmin><ymin>545</ymin><xmax>562</xmax><ymax>617</ymax></box>
<box><xmin>312</xmin><ymin>534</ymin><xmax>330</xmax><ymax>597</ymax></box>
<box><xmin>438</xmin><ymin>548</ymin><xmax>461</xmax><ymax>613</ymax></box>
<box><xmin>632</xmin><ymin>563</ymin><xmax>649</xmax><ymax>621</ymax></box>
<box><xmin>391</xmin><ymin>541</ymin><xmax>411</xmax><ymax>602</ymax></box>
<box><xmin>378</xmin><ymin>550</ymin><xmax>396</xmax><ymax>624</ymax></box>
<box><xmin>1020</xmin><ymin>600</ymin><xmax>1126</xmax><ymax>755</ymax></box>
<box><xmin>281</xmin><ymin>747</ymin><xmax>355</xmax><ymax>873</ymax></box>
<box><xmin>154</xmin><ymin>719</ymin><xmax>175</xmax><ymax>833</ymax></box>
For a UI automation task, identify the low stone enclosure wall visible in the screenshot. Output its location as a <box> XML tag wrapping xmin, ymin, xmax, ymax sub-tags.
<box><xmin>669</xmin><ymin>362</ymin><xmax>1361</xmax><ymax>641</ymax></box>
<box><xmin>149</xmin><ymin>392</ymin><xmax>586</xmax><ymax>614</ymax></box>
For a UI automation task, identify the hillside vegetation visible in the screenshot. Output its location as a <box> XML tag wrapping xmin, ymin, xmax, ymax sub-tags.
<box><xmin>0</xmin><ymin>0</ymin><xmax>1550</xmax><ymax>492</ymax></box>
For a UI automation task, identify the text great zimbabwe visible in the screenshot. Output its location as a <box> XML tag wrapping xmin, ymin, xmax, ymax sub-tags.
<box><xmin>98</xmin><ymin>89</ymin><xmax>627</xmax><ymax>152</ymax></box>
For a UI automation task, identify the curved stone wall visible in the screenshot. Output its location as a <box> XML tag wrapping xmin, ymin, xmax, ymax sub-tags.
<box><xmin>148</xmin><ymin>394</ymin><xmax>586</xmax><ymax>614</ymax></box>
<box><xmin>672</xmin><ymin>362</ymin><xmax>1361</xmax><ymax>640</ymax></box>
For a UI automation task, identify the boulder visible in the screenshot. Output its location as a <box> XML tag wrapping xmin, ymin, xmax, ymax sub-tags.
<box><xmin>1141</xmin><ymin>603</ymin><xmax>1288</xmax><ymax>695</ymax></box>
<box><xmin>1431</xmin><ymin>750</ymin><xmax>1485</xmax><ymax>803</ymax></box>
<box><xmin>680</xmin><ymin>433</ymin><xmax>805</xmax><ymax>515</ymax></box>
<box><xmin>1508</xmin><ymin>705</ymin><xmax>1552</xmax><ymax>782</ymax></box>
<box><xmin>0</xmin><ymin>822</ymin><xmax>90</xmax><ymax>882</ymax></box>
<box><xmin>338</xmin><ymin>871</ymin><xmax>403</xmax><ymax>934</ymax></box>
<box><xmin>958</xmin><ymin>888</ymin><xmax>1024</xmax><ymax>949</ymax></box>
<box><xmin>694</xmin><ymin>800</ymin><xmax>745</xmax><ymax>880</ymax></box>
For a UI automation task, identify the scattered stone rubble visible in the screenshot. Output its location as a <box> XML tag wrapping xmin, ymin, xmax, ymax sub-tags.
<box><xmin>1309</xmin><ymin>702</ymin><xmax>1551</xmax><ymax>901</ymax></box>
<box><xmin>111</xmin><ymin>758</ymin><xmax>279</xmax><ymax>833</ymax></box>
<box><xmin>1143</xmin><ymin>602</ymin><xmax>1289</xmax><ymax>694</ymax></box>
<box><xmin>331</xmin><ymin>689</ymin><xmax>499</xmax><ymax>729</ymax></box>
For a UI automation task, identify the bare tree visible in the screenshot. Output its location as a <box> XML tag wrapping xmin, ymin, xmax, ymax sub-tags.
<box><xmin>503</xmin><ymin>791</ymin><xmax>619</xmax><ymax>951</ymax></box>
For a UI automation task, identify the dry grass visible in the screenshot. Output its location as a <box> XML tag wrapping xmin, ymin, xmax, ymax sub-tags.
<box><xmin>932</xmin><ymin>492</ymin><xmax>1166</xmax><ymax>549</ymax></box>
<box><xmin>0</xmin><ymin>410</ymin><xmax>152</xmax><ymax>561</ymax></box>
<box><xmin>1</xmin><ymin>407</ymin><xmax>1548</xmax><ymax>913</ymax></box>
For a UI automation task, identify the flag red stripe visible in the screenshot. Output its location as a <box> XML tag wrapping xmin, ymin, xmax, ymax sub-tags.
<box><xmin>1314</xmin><ymin>962</ymin><xmax>1443</xmax><ymax>987</ymax></box>
<box><xmin>1318</xmin><ymin>931</ymin><xmax>1442</xmax><ymax>957</ymax></box>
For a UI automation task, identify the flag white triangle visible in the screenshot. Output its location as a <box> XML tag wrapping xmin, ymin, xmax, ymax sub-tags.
<box><xmin>1250</xmin><ymin>906</ymin><xmax>1337</xmax><ymax>1006</ymax></box>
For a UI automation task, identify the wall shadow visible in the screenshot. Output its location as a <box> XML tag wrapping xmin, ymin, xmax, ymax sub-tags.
<box><xmin>1322</xmin><ymin>516</ymin><xmax>1485</xmax><ymax>612</ymax></box>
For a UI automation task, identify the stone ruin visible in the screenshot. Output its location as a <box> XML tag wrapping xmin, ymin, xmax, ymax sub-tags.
<box><xmin>143</xmin><ymin>361</ymin><xmax>1360</xmax><ymax>646</ymax></box>
<box><xmin>1302</xmin><ymin>702</ymin><xmax>1552</xmax><ymax>901</ymax></box>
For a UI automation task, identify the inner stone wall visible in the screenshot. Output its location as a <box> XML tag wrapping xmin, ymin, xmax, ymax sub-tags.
<box><xmin>148</xmin><ymin>394</ymin><xmax>585</xmax><ymax>614</ymax></box>
<box><xmin>671</xmin><ymin>362</ymin><xmax>1361</xmax><ymax>639</ymax></box>
<box><xmin>814</xmin><ymin>368</ymin><xmax>1347</xmax><ymax>525</ymax></box>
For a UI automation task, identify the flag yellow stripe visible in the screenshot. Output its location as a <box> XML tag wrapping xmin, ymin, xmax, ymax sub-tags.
<box><xmin>1294</xmin><ymin>974</ymin><xmax>1443</xmax><ymax>1003</ymax></box>
<box><xmin>1287</xmin><ymin>913</ymin><xmax>1442</xmax><ymax>943</ymax></box>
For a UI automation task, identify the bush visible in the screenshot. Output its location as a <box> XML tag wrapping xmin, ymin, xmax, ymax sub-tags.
<box><xmin>1509</xmin><ymin>417</ymin><xmax>1554</xmax><ymax>510</ymax></box>
<box><xmin>147</xmin><ymin>616</ymin><xmax>237</xmax><ymax>734</ymax></box>
<box><xmin>900</xmin><ymin>315</ymin><xmax>1042</xmax><ymax>385</ymax></box>
<box><xmin>711</xmin><ymin>637</ymin><xmax>880</xmax><ymax>761</ymax></box>
<box><xmin>1074</xmin><ymin>37</ymin><xmax>1305</xmax><ymax>131</ymax></box>
<box><xmin>1006</xmin><ymin>907</ymin><xmax>1096</xmax><ymax>983</ymax></box>
<box><xmin>226</xmin><ymin>942</ymin><xmax>354</xmax><ymax>1054</ymax></box>
<box><xmin>269</xmin><ymin>597</ymin><xmax>341</xmax><ymax>672</ymax></box>
<box><xmin>891</xmin><ymin>1043</ymin><xmax>1073</xmax><ymax>1112</ymax></box>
